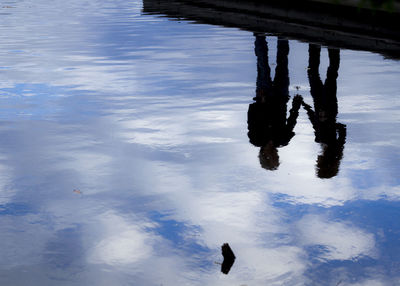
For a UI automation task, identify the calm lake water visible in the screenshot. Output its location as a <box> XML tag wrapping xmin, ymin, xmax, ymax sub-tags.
<box><xmin>0</xmin><ymin>1</ymin><xmax>400</xmax><ymax>285</ymax></box>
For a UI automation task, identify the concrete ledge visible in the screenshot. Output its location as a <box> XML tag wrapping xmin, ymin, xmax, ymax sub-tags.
<box><xmin>143</xmin><ymin>0</ymin><xmax>400</xmax><ymax>59</ymax></box>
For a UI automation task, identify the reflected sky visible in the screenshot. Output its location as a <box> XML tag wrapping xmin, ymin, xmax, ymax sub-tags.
<box><xmin>0</xmin><ymin>0</ymin><xmax>400</xmax><ymax>285</ymax></box>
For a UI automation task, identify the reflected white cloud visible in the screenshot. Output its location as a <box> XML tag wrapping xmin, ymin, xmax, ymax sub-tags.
<box><xmin>195</xmin><ymin>82</ymin><xmax>253</xmax><ymax>89</ymax></box>
<box><xmin>115</xmin><ymin>101</ymin><xmax>246</xmax><ymax>147</ymax></box>
<box><xmin>344</xmin><ymin>277</ymin><xmax>400</xmax><ymax>286</ymax></box>
<box><xmin>87</xmin><ymin>212</ymin><xmax>155</xmax><ymax>265</ymax></box>
<box><xmin>216</xmin><ymin>246</ymin><xmax>306</xmax><ymax>285</ymax></box>
<box><xmin>297</xmin><ymin>215</ymin><xmax>376</xmax><ymax>261</ymax></box>
<box><xmin>183</xmin><ymin>191</ymin><xmax>282</xmax><ymax>243</ymax></box>
<box><xmin>348</xmin><ymin>281</ymin><xmax>385</xmax><ymax>286</ymax></box>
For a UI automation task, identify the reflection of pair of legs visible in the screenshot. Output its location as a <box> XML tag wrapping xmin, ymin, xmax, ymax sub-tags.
<box><xmin>304</xmin><ymin>44</ymin><xmax>346</xmax><ymax>178</ymax></box>
<box><xmin>254</xmin><ymin>34</ymin><xmax>289</xmax><ymax>100</ymax></box>
<box><xmin>307</xmin><ymin>44</ymin><xmax>339</xmax><ymax>132</ymax></box>
<box><xmin>252</xmin><ymin>35</ymin><xmax>290</xmax><ymax>170</ymax></box>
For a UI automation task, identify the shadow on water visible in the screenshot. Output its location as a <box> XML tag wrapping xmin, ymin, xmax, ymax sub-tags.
<box><xmin>247</xmin><ymin>34</ymin><xmax>302</xmax><ymax>171</ymax></box>
<box><xmin>247</xmin><ymin>35</ymin><xmax>346</xmax><ymax>177</ymax></box>
<box><xmin>303</xmin><ymin>44</ymin><xmax>347</xmax><ymax>179</ymax></box>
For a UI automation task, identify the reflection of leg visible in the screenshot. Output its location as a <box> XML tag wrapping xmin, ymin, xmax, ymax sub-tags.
<box><xmin>273</xmin><ymin>37</ymin><xmax>289</xmax><ymax>97</ymax></box>
<box><xmin>308</xmin><ymin>44</ymin><xmax>323</xmax><ymax>110</ymax></box>
<box><xmin>307</xmin><ymin>44</ymin><xmax>323</xmax><ymax>142</ymax></box>
<box><xmin>324</xmin><ymin>48</ymin><xmax>340</xmax><ymax>120</ymax></box>
<box><xmin>327</xmin><ymin>48</ymin><xmax>340</xmax><ymax>75</ymax></box>
<box><xmin>308</xmin><ymin>44</ymin><xmax>321</xmax><ymax>71</ymax></box>
<box><xmin>325</xmin><ymin>48</ymin><xmax>340</xmax><ymax>96</ymax></box>
<box><xmin>254</xmin><ymin>34</ymin><xmax>272</xmax><ymax>95</ymax></box>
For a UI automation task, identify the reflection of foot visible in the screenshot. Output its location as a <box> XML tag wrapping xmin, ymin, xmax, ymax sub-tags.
<box><xmin>221</xmin><ymin>243</ymin><xmax>236</xmax><ymax>275</ymax></box>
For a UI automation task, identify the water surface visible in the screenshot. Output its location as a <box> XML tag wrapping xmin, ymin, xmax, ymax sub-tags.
<box><xmin>0</xmin><ymin>1</ymin><xmax>399</xmax><ymax>285</ymax></box>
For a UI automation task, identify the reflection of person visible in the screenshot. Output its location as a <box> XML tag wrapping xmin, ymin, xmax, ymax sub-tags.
<box><xmin>247</xmin><ymin>34</ymin><xmax>302</xmax><ymax>170</ymax></box>
<box><xmin>302</xmin><ymin>44</ymin><xmax>346</xmax><ymax>178</ymax></box>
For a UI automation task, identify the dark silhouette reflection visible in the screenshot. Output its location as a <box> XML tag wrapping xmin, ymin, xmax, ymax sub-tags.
<box><xmin>247</xmin><ymin>34</ymin><xmax>302</xmax><ymax>170</ymax></box>
<box><xmin>302</xmin><ymin>44</ymin><xmax>346</xmax><ymax>178</ymax></box>
<box><xmin>221</xmin><ymin>243</ymin><xmax>235</xmax><ymax>274</ymax></box>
